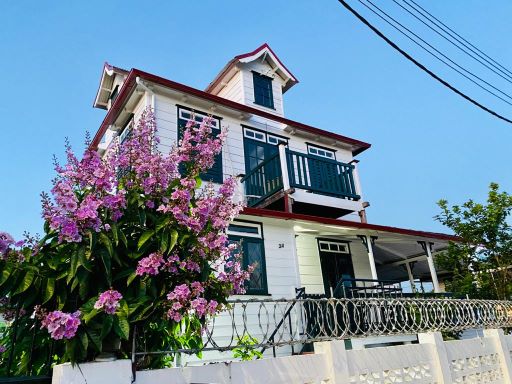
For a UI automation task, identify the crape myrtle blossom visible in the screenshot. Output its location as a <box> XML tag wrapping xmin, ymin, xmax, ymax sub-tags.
<box><xmin>41</xmin><ymin>310</ymin><xmax>81</xmax><ymax>340</ymax></box>
<box><xmin>0</xmin><ymin>232</ymin><xmax>26</xmax><ymax>262</ymax></box>
<box><xmin>94</xmin><ymin>289</ymin><xmax>123</xmax><ymax>315</ymax></box>
<box><xmin>27</xmin><ymin>107</ymin><xmax>251</xmax><ymax>359</ymax></box>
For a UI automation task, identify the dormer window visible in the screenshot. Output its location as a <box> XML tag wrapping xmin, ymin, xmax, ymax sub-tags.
<box><xmin>252</xmin><ymin>72</ymin><xmax>274</xmax><ymax>109</ymax></box>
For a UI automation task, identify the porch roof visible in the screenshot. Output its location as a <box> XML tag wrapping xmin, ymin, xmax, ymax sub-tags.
<box><xmin>242</xmin><ymin>208</ymin><xmax>459</xmax><ymax>242</ymax></box>
<box><xmin>242</xmin><ymin>207</ymin><xmax>457</xmax><ymax>283</ymax></box>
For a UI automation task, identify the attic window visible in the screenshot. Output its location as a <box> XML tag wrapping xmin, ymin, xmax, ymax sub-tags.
<box><xmin>253</xmin><ymin>72</ymin><xmax>274</xmax><ymax>109</ymax></box>
<box><xmin>109</xmin><ymin>85</ymin><xmax>119</xmax><ymax>102</ymax></box>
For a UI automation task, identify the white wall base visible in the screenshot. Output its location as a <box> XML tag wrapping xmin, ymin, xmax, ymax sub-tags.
<box><xmin>52</xmin><ymin>359</ymin><xmax>132</xmax><ymax>384</ymax></box>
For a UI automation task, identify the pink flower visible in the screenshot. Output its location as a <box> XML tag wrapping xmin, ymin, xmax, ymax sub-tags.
<box><xmin>94</xmin><ymin>289</ymin><xmax>123</xmax><ymax>315</ymax></box>
<box><xmin>0</xmin><ymin>345</ymin><xmax>6</xmax><ymax>353</ymax></box>
<box><xmin>41</xmin><ymin>310</ymin><xmax>81</xmax><ymax>340</ymax></box>
<box><xmin>136</xmin><ymin>253</ymin><xmax>164</xmax><ymax>276</ymax></box>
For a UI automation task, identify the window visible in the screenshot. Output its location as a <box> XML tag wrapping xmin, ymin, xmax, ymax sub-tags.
<box><xmin>228</xmin><ymin>221</ymin><xmax>267</xmax><ymax>295</ymax></box>
<box><xmin>109</xmin><ymin>85</ymin><xmax>120</xmax><ymax>102</ymax></box>
<box><xmin>318</xmin><ymin>240</ymin><xmax>350</xmax><ymax>254</ymax></box>
<box><xmin>253</xmin><ymin>72</ymin><xmax>274</xmax><ymax>109</ymax></box>
<box><xmin>308</xmin><ymin>145</ymin><xmax>335</xmax><ymax>160</ymax></box>
<box><xmin>177</xmin><ymin>106</ymin><xmax>223</xmax><ymax>183</ymax></box>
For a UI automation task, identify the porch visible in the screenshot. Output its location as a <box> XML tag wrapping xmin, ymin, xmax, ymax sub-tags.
<box><xmin>240</xmin><ymin>144</ymin><xmax>362</xmax><ymax>217</ymax></box>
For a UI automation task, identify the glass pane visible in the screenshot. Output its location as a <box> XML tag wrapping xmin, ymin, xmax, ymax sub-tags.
<box><xmin>246</xmin><ymin>242</ymin><xmax>264</xmax><ymax>291</ymax></box>
<box><xmin>228</xmin><ymin>224</ymin><xmax>259</xmax><ymax>234</ymax></box>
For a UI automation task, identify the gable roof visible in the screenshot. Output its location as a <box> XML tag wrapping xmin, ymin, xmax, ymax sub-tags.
<box><xmin>205</xmin><ymin>43</ymin><xmax>299</xmax><ymax>95</ymax></box>
<box><xmin>90</xmin><ymin>68</ymin><xmax>371</xmax><ymax>155</ymax></box>
<box><xmin>93</xmin><ymin>62</ymin><xmax>129</xmax><ymax>110</ymax></box>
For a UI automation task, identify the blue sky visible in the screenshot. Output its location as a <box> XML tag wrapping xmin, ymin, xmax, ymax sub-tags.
<box><xmin>1</xmin><ymin>1</ymin><xmax>511</xmax><ymax>239</ymax></box>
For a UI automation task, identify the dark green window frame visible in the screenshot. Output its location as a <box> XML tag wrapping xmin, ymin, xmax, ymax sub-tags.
<box><xmin>177</xmin><ymin>106</ymin><xmax>223</xmax><ymax>183</ymax></box>
<box><xmin>252</xmin><ymin>72</ymin><xmax>274</xmax><ymax>109</ymax></box>
<box><xmin>228</xmin><ymin>227</ymin><xmax>268</xmax><ymax>295</ymax></box>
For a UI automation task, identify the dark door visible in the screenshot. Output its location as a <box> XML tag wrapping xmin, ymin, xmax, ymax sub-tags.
<box><xmin>307</xmin><ymin>150</ymin><xmax>340</xmax><ymax>195</ymax></box>
<box><xmin>243</xmin><ymin>137</ymin><xmax>281</xmax><ymax>204</ymax></box>
<box><xmin>318</xmin><ymin>241</ymin><xmax>354</xmax><ymax>297</ymax></box>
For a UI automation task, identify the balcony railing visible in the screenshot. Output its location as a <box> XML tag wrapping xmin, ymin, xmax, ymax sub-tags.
<box><xmin>286</xmin><ymin>150</ymin><xmax>359</xmax><ymax>200</ymax></box>
<box><xmin>241</xmin><ymin>148</ymin><xmax>360</xmax><ymax>207</ymax></box>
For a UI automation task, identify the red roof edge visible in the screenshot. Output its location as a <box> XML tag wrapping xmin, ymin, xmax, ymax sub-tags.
<box><xmin>241</xmin><ymin>207</ymin><xmax>460</xmax><ymax>242</ymax></box>
<box><xmin>90</xmin><ymin>68</ymin><xmax>371</xmax><ymax>155</ymax></box>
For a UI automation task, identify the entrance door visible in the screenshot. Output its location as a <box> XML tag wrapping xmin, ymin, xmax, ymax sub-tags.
<box><xmin>318</xmin><ymin>240</ymin><xmax>354</xmax><ymax>297</ymax></box>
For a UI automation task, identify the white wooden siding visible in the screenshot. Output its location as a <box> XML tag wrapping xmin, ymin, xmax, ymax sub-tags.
<box><xmin>216</xmin><ymin>70</ymin><xmax>245</xmax><ymax>104</ymax></box>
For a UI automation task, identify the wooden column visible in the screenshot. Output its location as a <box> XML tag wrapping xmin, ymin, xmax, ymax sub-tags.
<box><xmin>359</xmin><ymin>235</ymin><xmax>378</xmax><ymax>280</ymax></box>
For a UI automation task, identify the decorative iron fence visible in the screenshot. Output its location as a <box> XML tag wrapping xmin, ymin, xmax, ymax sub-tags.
<box><xmin>133</xmin><ymin>296</ymin><xmax>512</xmax><ymax>361</ymax></box>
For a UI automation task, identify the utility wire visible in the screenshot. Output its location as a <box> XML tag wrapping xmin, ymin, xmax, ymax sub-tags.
<box><xmin>336</xmin><ymin>0</ymin><xmax>512</xmax><ymax>124</ymax></box>
<box><xmin>360</xmin><ymin>0</ymin><xmax>512</xmax><ymax>106</ymax></box>
<box><xmin>394</xmin><ymin>0</ymin><xmax>512</xmax><ymax>83</ymax></box>
<box><xmin>405</xmin><ymin>0</ymin><xmax>512</xmax><ymax>79</ymax></box>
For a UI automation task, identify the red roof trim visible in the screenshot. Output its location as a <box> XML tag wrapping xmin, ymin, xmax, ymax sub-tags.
<box><xmin>205</xmin><ymin>43</ymin><xmax>298</xmax><ymax>94</ymax></box>
<box><xmin>241</xmin><ymin>207</ymin><xmax>460</xmax><ymax>242</ymax></box>
<box><xmin>90</xmin><ymin>69</ymin><xmax>371</xmax><ymax>155</ymax></box>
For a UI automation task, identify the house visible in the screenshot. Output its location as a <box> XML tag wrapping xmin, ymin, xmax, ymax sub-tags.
<box><xmin>91</xmin><ymin>44</ymin><xmax>458</xmax><ymax>356</ymax></box>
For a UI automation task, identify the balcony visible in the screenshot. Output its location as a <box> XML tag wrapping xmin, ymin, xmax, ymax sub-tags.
<box><xmin>241</xmin><ymin>147</ymin><xmax>360</xmax><ymax>209</ymax></box>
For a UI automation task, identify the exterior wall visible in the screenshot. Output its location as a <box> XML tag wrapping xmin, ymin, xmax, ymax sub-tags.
<box><xmin>216</xmin><ymin>70</ymin><xmax>245</xmax><ymax>104</ymax></box>
<box><xmin>150</xmin><ymin>91</ymin><xmax>362</xmax><ymax>214</ymax></box>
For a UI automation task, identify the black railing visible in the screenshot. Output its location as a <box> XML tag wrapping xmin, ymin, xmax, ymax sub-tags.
<box><xmin>286</xmin><ymin>150</ymin><xmax>359</xmax><ymax>200</ymax></box>
<box><xmin>240</xmin><ymin>152</ymin><xmax>283</xmax><ymax>206</ymax></box>
<box><xmin>261</xmin><ymin>288</ymin><xmax>306</xmax><ymax>357</ymax></box>
<box><xmin>333</xmin><ymin>278</ymin><xmax>452</xmax><ymax>299</ymax></box>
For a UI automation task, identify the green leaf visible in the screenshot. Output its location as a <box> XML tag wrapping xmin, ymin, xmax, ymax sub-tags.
<box><xmin>83</xmin><ymin>308</ymin><xmax>99</xmax><ymax>324</ymax></box>
<box><xmin>118</xmin><ymin>230</ymin><xmax>128</xmax><ymax>248</ymax></box>
<box><xmin>0</xmin><ymin>263</ymin><xmax>13</xmax><ymax>285</ymax></box>
<box><xmin>100</xmin><ymin>316</ymin><xmax>113</xmax><ymax>339</ymax></box>
<box><xmin>111</xmin><ymin>222</ymin><xmax>119</xmax><ymax>246</ymax></box>
<box><xmin>113</xmin><ymin>316</ymin><xmax>129</xmax><ymax>340</ymax></box>
<box><xmin>99</xmin><ymin>249</ymin><xmax>112</xmax><ymax>284</ymax></box>
<box><xmin>160</xmin><ymin>230</ymin><xmax>169</xmax><ymax>253</ymax></box>
<box><xmin>14</xmin><ymin>269</ymin><xmax>35</xmax><ymax>294</ymax></box>
<box><xmin>79</xmin><ymin>331</ymin><xmax>88</xmax><ymax>353</ymax></box>
<box><xmin>169</xmin><ymin>230</ymin><xmax>179</xmax><ymax>251</ymax></box>
<box><xmin>138</xmin><ymin>230</ymin><xmax>154</xmax><ymax>250</ymax></box>
<box><xmin>127</xmin><ymin>272</ymin><xmax>137</xmax><ymax>287</ymax></box>
<box><xmin>87</xmin><ymin>329</ymin><xmax>102</xmax><ymax>352</ymax></box>
<box><xmin>68</xmin><ymin>249</ymin><xmax>79</xmax><ymax>284</ymax></box>
<box><xmin>42</xmin><ymin>278</ymin><xmax>55</xmax><ymax>304</ymax></box>
<box><xmin>100</xmin><ymin>233</ymin><xmax>114</xmax><ymax>258</ymax></box>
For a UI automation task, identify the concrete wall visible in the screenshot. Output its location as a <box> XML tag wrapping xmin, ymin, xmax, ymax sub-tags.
<box><xmin>52</xmin><ymin>330</ymin><xmax>512</xmax><ymax>384</ymax></box>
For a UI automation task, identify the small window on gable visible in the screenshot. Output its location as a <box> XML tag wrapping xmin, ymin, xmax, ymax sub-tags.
<box><xmin>308</xmin><ymin>145</ymin><xmax>335</xmax><ymax>160</ymax></box>
<box><xmin>109</xmin><ymin>85</ymin><xmax>120</xmax><ymax>102</ymax></box>
<box><xmin>118</xmin><ymin>115</ymin><xmax>134</xmax><ymax>145</ymax></box>
<box><xmin>253</xmin><ymin>72</ymin><xmax>274</xmax><ymax>109</ymax></box>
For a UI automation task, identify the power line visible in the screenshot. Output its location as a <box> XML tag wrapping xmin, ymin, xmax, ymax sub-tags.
<box><xmin>405</xmin><ymin>0</ymin><xmax>512</xmax><ymax>79</ymax></box>
<box><xmin>336</xmin><ymin>0</ymin><xmax>512</xmax><ymax>124</ymax></box>
<box><xmin>394</xmin><ymin>0</ymin><xmax>512</xmax><ymax>83</ymax></box>
<box><xmin>359</xmin><ymin>0</ymin><xmax>512</xmax><ymax>106</ymax></box>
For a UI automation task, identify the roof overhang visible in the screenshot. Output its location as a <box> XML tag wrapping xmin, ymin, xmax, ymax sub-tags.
<box><xmin>93</xmin><ymin>62</ymin><xmax>129</xmax><ymax>110</ymax></box>
<box><xmin>90</xmin><ymin>69</ymin><xmax>371</xmax><ymax>155</ymax></box>
<box><xmin>205</xmin><ymin>43</ymin><xmax>299</xmax><ymax>95</ymax></box>
<box><xmin>241</xmin><ymin>207</ymin><xmax>459</xmax><ymax>242</ymax></box>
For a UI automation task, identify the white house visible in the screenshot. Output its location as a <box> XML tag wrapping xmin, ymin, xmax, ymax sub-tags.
<box><xmin>90</xmin><ymin>44</ymin><xmax>458</xmax><ymax>356</ymax></box>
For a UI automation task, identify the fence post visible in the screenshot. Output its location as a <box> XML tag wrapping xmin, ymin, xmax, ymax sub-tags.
<box><xmin>483</xmin><ymin>328</ymin><xmax>512</xmax><ymax>382</ymax></box>
<box><xmin>314</xmin><ymin>340</ymin><xmax>349</xmax><ymax>383</ymax></box>
<box><xmin>418</xmin><ymin>332</ymin><xmax>452</xmax><ymax>384</ymax></box>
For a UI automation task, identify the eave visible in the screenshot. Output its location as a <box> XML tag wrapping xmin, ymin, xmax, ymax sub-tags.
<box><xmin>90</xmin><ymin>69</ymin><xmax>371</xmax><ymax>156</ymax></box>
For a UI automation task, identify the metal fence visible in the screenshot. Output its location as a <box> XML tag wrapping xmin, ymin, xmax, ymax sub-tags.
<box><xmin>133</xmin><ymin>297</ymin><xmax>512</xmax><ymax>360</ymax></box>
